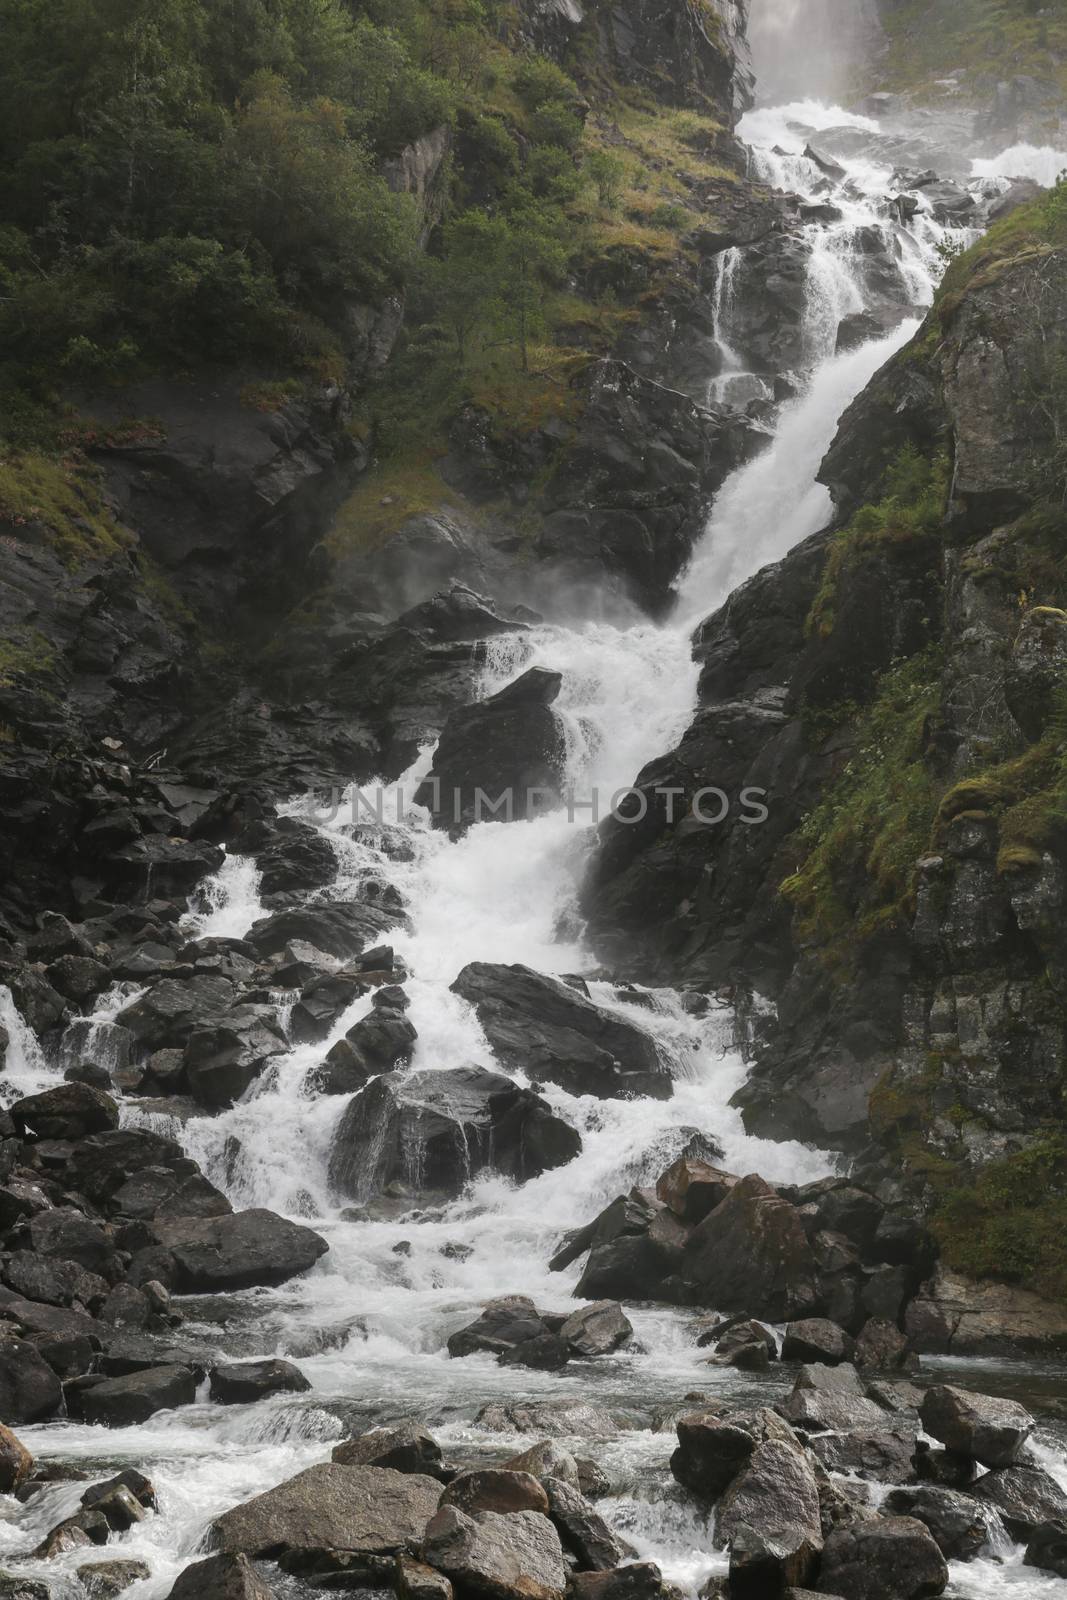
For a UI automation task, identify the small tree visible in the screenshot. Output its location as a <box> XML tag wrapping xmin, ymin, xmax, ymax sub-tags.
<box><xmin>499</xmin><ymin>196</ymin><xmax>566</xmax><ymax>372</ymax></box>
<box><xmin>422</xmin><ymin>208</ymin><xmax>509</xmax><ymax>362</ymax></box>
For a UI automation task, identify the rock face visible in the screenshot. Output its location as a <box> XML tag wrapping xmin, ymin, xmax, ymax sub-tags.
<box><xmin>414</xmin><ymin>669</ymin><xmax>567</xmax><ymax>830</ymax></box>
<box><xmin>212</xmin><ymin>1465</ymin><xmax>442</xmax><ymax>1558</ymax></box>
<box><xmin>328</xmin><ymin>1067</ymin><xmax>581</xmax><ymax>1202</ymax></box>
<box><xmin>421</xmin><ymin>1505</ymin><xmax>566</xmax><ymax>1600</ymax></box>
<box><xmin>450</xmin><ymin>965</ymin><xmax>670</xmax><ymax>1100</ymax></box>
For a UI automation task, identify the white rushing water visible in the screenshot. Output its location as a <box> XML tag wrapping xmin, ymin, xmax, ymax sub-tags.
<box><xmin>7</xmin><ymin>87</ymin><xmax>1067</xmax><ymax>1600</ymax></box>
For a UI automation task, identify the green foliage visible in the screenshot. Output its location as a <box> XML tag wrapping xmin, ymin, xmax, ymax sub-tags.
<box><xmin>933</xmin><ymin>1137</ymin><xmax>1067</xmax><ymax>1301</ymax></box>
<box><xmin>0</xmin><ymin>0</ymin><xmax>441</xmax><ymax>399</ymax></box>
<box><xmin>807</xmin><ymin>447</ymin><xmax>950</xmax><ymax>639</ymax></box>
<box><xmin>780</xmin><ymin>647</ymin><xmax>945</xmax><ymax>974</ymax></box>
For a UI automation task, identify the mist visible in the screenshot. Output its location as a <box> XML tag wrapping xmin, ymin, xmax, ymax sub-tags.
<box><xmin>747</xmin><ymin>0</ymin><xmax>883</xmax><ymax>105</ymax></box>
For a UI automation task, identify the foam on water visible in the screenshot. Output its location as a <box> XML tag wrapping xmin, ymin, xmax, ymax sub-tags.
<box><xmin>973</xmin><ymin>144</ymin><xmax>1067</xmax><ymax>188</ymax></box>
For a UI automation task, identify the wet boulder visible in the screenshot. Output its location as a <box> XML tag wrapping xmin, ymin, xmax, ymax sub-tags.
<box><xmin>448</xmin><ymin>1297</ymin><xmax>569</xmax><ymax>1370</ymax></box>
<box><xmin>655</xmin><ymin>1157</ymin><xmax>737</xmax><ymax>1225</ymax></box>
<box><xmin>0</xmin><ymin>1422</ymin><xmax>33</xmax><ymax>1489</ymax></box>
<box><xmin>77</xmin><ymin>1364</ymin><xmax>197</xmax><ymax>1426</ymax></box>
<box><xmin>567</xmin><ymin>1567</ymin><xmax>664</xmax><ymax>1600</ymax></box>
<box><xmin>66</xmin><ymin>1128</ymin><xmax>195</xmax><ymax>1208</ymax></box>
<box><xmin>671</xmin><ymin>1408</ymin><xmax>797</xmax><ymax>1502</ymax></box>
<box><xmin>164</xmin><ymin>1553</ymin><xmax>273</xmax><ymax>1600</ymax></box>
<box><xmin>441</xmin><ymin>1471</ymin><xmax>549</xmax><ymax>1518</ymax></box>
<box><xmin>0</xmin><ymin>1337</ymin><xmax>79</xmax><ymax>1427</ymax></box>
<box><xmin>885</xmin><ymin>1485</ymin><xmax>994</xmax><ymax>1561</ymax></box>
<box><xmin>972</xmin><ymin>1463</ymin><xmax>1067</xmax><ymax>1540</ymax></box>
<box><xmin>329</xmin><ymin>1066</ymin><xmax>581</xmax><ymax>1203</ymax></box>
<box><xmin>807</xmin><ymin>1425</ymin><xmax>917</xmax><ymax>1486</ymax></box>
<box><xmin>450</xmin><ymin>964</ymin><xmax>670</xmax><ymax>1100</ymax></box>
<box><xmin>421</xmin><ymin>1505</ymin><xmax>566</xmax><ymax>1600</ymax></box>
<box><xmin>1026</xmin><ymin>1520</ymin><xmax>1067</xmax><ymax>1579</ymax></box>
<box><xmin>10</xmin><ymin>1084</ymin><xmax>118</xmax><ymax>1140</ymax></box>
<box><xmin>781</xmin><ymin>1364</ymin><xmax>886</xmax><ymax>1432</ymax></box>
<box><xmin>782</xmin><ymin>1319</ymin><xmax>855</xmax><ymax>1366</ymax></box>
<box><xmin>209</xmin><ymin>1360</ymin><xmax>311</xmax><ymax>1405</ymax></box>
<box><xmin>683</xmin><ymin>1175</ymin><xmax>820</xmax><ymax>1320</ymax></box>
<box><xmin>2</xmin><ymin>1252</ymin><xmax>106</xmax><ymax>1310</ymax></box>
<box><xmin>111</xmin><ymin>1163</ymin><xmax>231</xmax><ymax>1221</ymax></box>
<box><xmin>333</xmin><ymin>1425</ymin><xmax>443</xmax><ymax>1477</ymax></box>
<box><xmin>819</xmin><ymin>1516</ymin><xmax>948</xmax><ymax>1599</ymax></box>
<box><xmin>717</xmin><ymin>1438</ymin><xmax>823</xmax><ymax>1595</ymax></box>
<box><xmin>212</xmin><ymin>1464</ymin><xmax>443</xmax><ymax>1558</ymax></box>
<box><xmin>503</xmin><ymin>1442</ymin><xmax>579</xmax><ymax>1490</ymax></box>
<box><xmin>559</xmin><ymin>1302</ymin><xmax>632</xmax><ymax>1358</ymax></box>
<box><xmin>184</xmin><ymin>1009</ymin><xmax>289</xmax><ymax>1108</ymax></box>
<box><xmin>854</xmin><ymin>1318</ymin><xmax>911</xmax><ymax>1371</ymax></box>
<box><xmin>414</xmin><ymin>669</ymin><xmax>567</xmax><ymax>830</ymax></box>
<box><xmin>247</xmin><ymin>901</ymin><xmax>406</xmax><ymax>964</ymax></box>
<box><xmin>79</xmin><ymin>1560</ymin><xmax>153</xmax><ymax>1600</ymax></box>
<box><xmin>151</xmin><ymin>1209</ymin><xmax>329</xmax><ymax>1292</ymax></box>
<box><xmin>311</xmin><ymin>1006</ymin><xmax>417</xmax><ymax>1093</ymax></box>
<box><xmin>250</xmin><ymin>819</ymin><xmax>338</xmax><ymax>904</ymax></box>
<box><xmin>920</xmin><ymin>1384</ymin><xmax>1034</xmax><ymax>1468</ymax></box>
<box><xmin>117</xmin><ymin>976</ymin><xmax>236</xmax><ymax>1049</ymax></box>
<box><xmin>542</xmin><ymin>1477</ymin><xmax>626</xmax><ymax>1571</ymax></box>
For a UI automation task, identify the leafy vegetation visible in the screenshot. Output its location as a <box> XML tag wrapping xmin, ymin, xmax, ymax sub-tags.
<box><xmin>933</xmin><ymin>1136</ymin><xmax>1067</xmax><ymax>1301</ymax></box>
<box><xmin>806</xmin><ymin>446</ymin><xmax>950</xmax><ymax>639</ymax></box>
<box><xmin>780</xmin><ymin>646</ymin><xmax>945</xmax><ymax>975</ymax></box>
<box><xmin>872</xmin><ymin>0</ymin><xmax>1067</xmax><ymax>102</ymax></box>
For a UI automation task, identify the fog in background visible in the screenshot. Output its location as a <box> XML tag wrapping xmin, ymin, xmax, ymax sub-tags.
<box><xmin>747</xmin><ymin>0</ymin><xmax>884</xmax><ymax>104</ymax></box>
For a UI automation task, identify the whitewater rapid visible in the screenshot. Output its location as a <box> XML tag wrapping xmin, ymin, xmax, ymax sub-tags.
<box><xmin>4</xmin><ymin>93</ymin><xmax>1067</xmax><ymax>1600</ymax></box>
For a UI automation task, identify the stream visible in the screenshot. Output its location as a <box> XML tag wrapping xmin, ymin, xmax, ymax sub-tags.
<box><xmin>3</xmin><ymin>81</ymin><xmax>1067</xmax><ymax>1600</ymax></box>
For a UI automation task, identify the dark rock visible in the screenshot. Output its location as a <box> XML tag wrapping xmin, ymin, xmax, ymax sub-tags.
<box><xmin>247</xmin><ymin>901</ymin><xmax>405</xmax><ymax>963</ymax></box>
<box><xmin>414</xmin><ymin>669</ymin><xmax>566</xmax><ymax>830</ymax></box>
<box><xmin>2</xmin><ymin>1252</ymin><xmax>105</xmax><ymax>1310</ymax></box>
<box><xmin>655</xmin><ymin>1157</ymin><xmax>737</xmax><ymax>1224</ymax></box>
<box><xmin>0</xmin><ymin>1423</ymin><xmax>33</xmax><ymax>1490</ymax></box>
<box><xmin>442</xmin><ymin>1470</ymin><xmax>549</xmax><ymax>1518</ymax></box>
<box><xmin>450</xmin><ymin>964</ymin><xmax>670</xmax><ymax>1100</ymax></box>
<box><xmin>920</xmin><ymin>1384</ymin><xmax>1034</xmax><ymax>1468</ymax></box>
<box><xmin>683</xmin><ymin>1175</ymin><xmax>819</xmax><ymax>1320</ymax></box>
<box><xmin>473</xmin><ymin>1398</ymin><xmax>617</xmax><ymax>1439</ymax></box>
<box><xmin>0</xmin><ymin>1337</ymin><xmax>63</xmax><ymax>1423</ymax></box>
<box><xmin>885</xmin><ymin>1485</ymin><xmax>993</xmax><ymax>1560</ymax></box>
<box><xmin>448</xmin><ymin>1297</ymin><xmax>565</xmax><ymax>1366</ymax></box>
<box><xmin>333</xmin><ymin>1425</ymin><xmax>443</xmax><ymax>1476</ymax></box>
<box><xmin>310</xmin><ymin>1006</ymin><xmax>417</xmax><ymax>1091</ymax></box>
<box><xmin>1026</xmin><ymin>1519</ymin><xmax>1067</xmax><ymax>1579</ymax></box>
<box><xmin>782</xmin><ymin>1318</ymin><xmax>855</xmax><ymax>1366</ymax></box>
<box><xmin>717</xmin><ymin>1438</ymin><xmax>822</xmax><ymax>1595</ymax></box>
<box><xmin>10</xmin><ymin>1083</ymin><xmax>118</xmax><ymax>1140</ymax></box>
<box><xmin>79</xmin><ymin>1560</ymin><xmax>153</xmax><ymax>1600</ymax></box>
<box><xmin>212</xmin><ymin>1464</ymin><xmax>443</xmax><ymax>1557</ymax></box>
<box><xmin>421</xmin><ymin>1505</ymin><xmax>565</xmax><ymax>1600</ymax></box>
<box><xmin>819</xmin><ymin>1516</ymin><xmax>948</xmax><ymax>1599</ymax></box>
<box><xmin>543</xmin><ymin>1476</ymin><xmax>625</xmax><ymax>1571</ymax></box>
<box><xmin>329</xmin><ymin>1066</ymin><xmax>580</xmax><ymax>1202</ymax></box>
<box><xmin>209</xmin><ymin>1360</ymin><xmax>311</xmax><ymax>1405</ymax></box>
<box><xmin>671</xmin><ymin>1408</ymin><xmax>796</xmax><ymax>1501</ymax></box>
<box><xmin>117</xmin><ymin>976</ymin><xmax>236</xmax><ymax>1049</ymax></box>
<box><xmin>184</xmin><ymin>1009</ymin><xmax>288</xmax><ymax>1108</ymax></box>
<box><xmin>397</xmin><ymin>1555</ymin><xmax>453</xmax><ymax>1600</ymax></box>
<box><xmin>568</xmin><ymin>1566</ymin><xmax>664</xmax><ymax>1600</ymax></box>
<box><xmin>854</xmin><ymin>1319</ymin><xmax>912</xmax><ymax>1371</ymax></box>
<box><xmin>77</xmin><ymin>1364</ymin><xmax>197</xmax><ymax>1426</ymax></box>
<box><xmin>152</xmin><ymin>1209</ymin><xmax>329</xmax><ymax>1291</ymax></box>
<box><xmin>164</xmin><ymin>1553</ymin><xmax>274</xmax><ymax>1600</ymax></box>
<box><xmin>781</xmin><ymin>1364</ymin><xmax>886</xmax><ymax>1432</ymax></box>
<box><xmin>559</xmin><ymin>1302</ymin><xmax>632</xmax><ymax>1357</ymax></box>
<box><xmin>111</xmin><ymin>1163</ymin><xmax>231</xmax><ymax>1221</ymax></box>
<box><xmin>972</xmin><ymin>1464</ymin><xmax>1067</xmax><ymax>1540</ymax></box>
<box><xmin>807</xmin><ymin>1425</ymin><xmax>917</xmax><ymax>1486</ymax></box>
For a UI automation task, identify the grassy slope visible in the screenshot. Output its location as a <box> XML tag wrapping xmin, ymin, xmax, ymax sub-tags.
<box><xmin>872</xmin><ymin>0</ymin><xmax>1067</xmax><ymax>100</ymax></box>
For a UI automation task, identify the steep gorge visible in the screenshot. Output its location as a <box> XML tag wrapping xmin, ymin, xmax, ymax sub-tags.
<box><xmin>2</xmin><ymin>3</ymin><xmax>1067</xmax><ymax>1599</ymax></box>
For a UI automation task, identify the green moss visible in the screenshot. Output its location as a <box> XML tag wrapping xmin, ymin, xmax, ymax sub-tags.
<box><xmin>0</xmin><ymin>629</ymin><xmax>57</xmax><ymax>687</ymax></box>
<box><xmin>933</xmin><ymin>1137</ymin><xmax>1067</xmax><ymax>1301</ymax></box>
<box><xmin>872</xmin><ymin>0</ymin><xmax>1067</xmax><ymax>105</ymax></box>
<box><xmin>0</xmin><ymin>449</ymin><xmax>128</xmax><ymax>567</ymax></box>
<box><xmin>780</xmin><ymin>646</ymin><xmax>944</xmax><ymax>975</ymax></box>
<box><xmin>806</xmin><ymin>447</ymin><xmax>949</xmax><ymax>639</ymax></box>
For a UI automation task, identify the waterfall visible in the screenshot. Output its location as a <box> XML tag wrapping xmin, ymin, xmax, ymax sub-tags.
<box><xmin>3</xmin><ymin>86</ymin><xmax>1064</xmax><ymax>1600</ymax></box>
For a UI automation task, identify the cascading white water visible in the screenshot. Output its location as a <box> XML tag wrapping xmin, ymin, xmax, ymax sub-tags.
<box><xmin>6</xmin><ymin>88</ymin><xmax>1067</xmax><ymax>1600</ymax></box>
